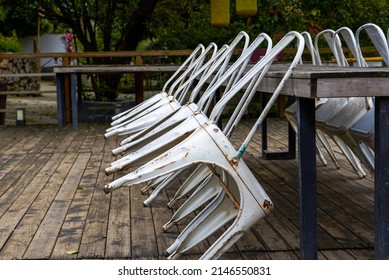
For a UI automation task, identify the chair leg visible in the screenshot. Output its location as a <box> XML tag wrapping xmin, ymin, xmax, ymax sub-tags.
<box><xmin>316</xmin><ymin>129</ymin><xmax>341</xmax><ymax>169</ymax></box>
<box><xmin>141</xmin><ymin>173</ymin><xmax>172</xmax><ymax>194</ymax></box>
<box><xmin>315</xmin><ymin>139</ymin><xmax>328</xmax><ymax>166</ymax></box>
<box><xmin>167</xmin><ymin>190</ymin><xmax>238</xmax><ymax>259</ymax></box>
<box><xmin>333</xmin><ymin>136</ymin><xmax>366</xmax><ymax>178</ymax></box>
<box><xmin>163</xmin><ymin>174</ymin><xmax>220</xmax><ymax>231</ymax></box>
<box><xmin>168</xmin><ymin>164</ymin><xmax>211</xmax><ymax>208</ymax></box>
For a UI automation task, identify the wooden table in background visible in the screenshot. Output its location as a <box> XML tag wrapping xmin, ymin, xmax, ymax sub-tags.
<box><xmin>54</xmin><ymin>65</ymin><xmax>181</xmax><ymax>129</ymax></box>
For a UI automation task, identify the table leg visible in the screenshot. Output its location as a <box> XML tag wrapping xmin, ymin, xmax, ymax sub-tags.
<box><xmin>297</xmin><ymin>97</ymin><xmax>317</xmax><ymax>260</ymax></box>
<box><xmin>261</xmin><ymin>94</ymin><xmax>296</xmax><ymax>160</ymax></box>
<box><xmin>374</xmin><ymin>96</ymin><xmax>389</xmax><ymax>260</ymax></box>
<box><xmin>135</xmin><ymin>72</ymin><xmax>144</xmax><ymax>104</ymax></box>
<box><xmin>70</xmin><ymin>74</ymin><xmax>78</xmax><ymax>129</ymax></box>
<box><xmin>56</xmin><ymin>74</ymin><xmax>65</xmax><ymax>128</ymax></box>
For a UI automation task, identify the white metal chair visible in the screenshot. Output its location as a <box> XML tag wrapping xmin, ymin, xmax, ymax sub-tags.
<box><xmin>347</xmin><ymin>23</ymin><xmax>389</xmax><ymax>173</ymax></box>
<box><xmin>105</xmin><ymin>32</ymin><xmax>271</xmax><ymax>174</ymax></box>
<box><xmin>313</xmin><ymin>27</ymin><xmax>373</xmax><ymax>177</ymax></box>
<box><xmin>108</xmin><ymin>44</ymin><xmax>207</xmax><ymax>128</ymax></box>
<box><xmin>103</xmin><ymin>31</ymin><xmax>305</xmax><ymax>259</ymax></box>
<box><xmin>105</xmin><ymin>31</ymin><xmax>252</xmax><ymax>139</ymax></box>
<box><xmin>285</xmin><ymin>31</ymin><xmax>333</xmax><ymax>167</ymax></box>
<box><xmin>320</xmin><ymin>24</ymin><xmax>389</xmax><ymax>175</ymax></box>
<box><xmin>104</xmin><ymin>42</ymin><xmax>228</xmax><ymax>138</ymax></box>
<box><xmin>285</xmin><ymin>29</ymin><xmax>349</xmax><ymax>170</ymax></box>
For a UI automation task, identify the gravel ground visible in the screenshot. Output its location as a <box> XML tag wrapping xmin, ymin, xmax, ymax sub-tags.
<box><xmin>4</xmin><ymin>80</ymin><xmax>58</xmax><ymax>125</ymax></box>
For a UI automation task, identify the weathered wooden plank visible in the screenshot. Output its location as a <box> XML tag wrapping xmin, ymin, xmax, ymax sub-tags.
<box><xmin>346</xmin><ymin>248</ymin><xmax>374</xmax><ymax>260</ymax></box>
<box><xmin>248</xmin><ymin>217</ymin><xmax>292</xmax><ymax>251</ymax></box>
<box><xmin>0</xmin><ymin>153</ymin><xmax>64</xmax><ymax>252</ymax></box>
<box><xmin>55</xmin><ymin>130</ymin><xmax>78</xmax><ymax>153</ymax></box>
<box><xmin>91</xmin><ymin>131</ymin><xmax>106</xmax><ymax>153</ymax></box>
<box><xmin>51</xmin><ymin>152</ymin><xmax>104</xmax><ymax>259</ymax></box>
<box><xmin>28</xmin><ymin>126</ymin><xmax>61</xmax><ymax>154</ymax></box>
<box><xmin>320</xmin><ymin>249</ymin><xmax>356</xmax><ymax>260</ymax></box>
<box><xmin>262</xmin><ymin>142</ymin><xmax>374</xmax><ymax>247</ymax></box>
<box><xmin>0</xmin><ymin>154</ymin><xmax>27</xmax><ymax>181</ymax></box>
<box><xmin>264</xmin><ymin>155</ymin><xmax>372</xmax><ymax>246</ymax></box>
<box><xmin>0</xmin><ymin>128</ymin><xmax>38</xmax><ymax>155</ymax></box>
<box><xmin>77</xmin><ymin>152</ymin><xmax>114</xmax><ymax>258</ymax></box>
<box><xmin>66</xmin><ymin>133</ymin><xmax>86</xmax><ymax>153</ymax></box>
<box><xmin>79</xmin><ymin>133</ymin><xmax>98</xmax><ymax>153</ymax></box>
<box><xmin>149</xmin><ymin>188</ymin><xmax>180</xmax><ymax>259</ymax></box>
<box><xmin>54</xmin><ymin>65</ymin><xmax>182</xmax><ymax>74</ymax></box>
<box><xmin>8</xmin><ymin>128</ymin><xmax>49</xmax><ymax>155</ymax></box>
<box><xmin>240</xmin><ymin>251</ymin><xmax>272</xmax><ymax>260</ymax></box>
<box><xmin>267</xmin><ymin>250</ymin><xmax>299</xmax><ymax>260</ymax></box>
<box><xmin>130</xmin><ymin>184</ymin><xmax>159</xmax><ymax>259</ymax></box>
<box><xmin>23</xmin><ymin>152</ymin><xmax>91</xmax><ymax>259</ymax></box>
<box><xmin>105</xmin><ymin>183</ymin><xmax>132</xmax><ymax>259</ymax></box>
<box><xmin>0</xmin><ymin>153</ymin><xmax>42</xmax><ymax>202</ymax></box>
<box><xmin>0</xmin><ymin>154</ymin><xmax>13</xmax><ymax>168</ymax></box>
<box><xmin>0</xmin><ymin>153</ymin><xmax>78</xmax><ymax>259</ymax></box>
<box><xmin>40</xmin><ymin>127</ymin><xmax>73</xmax><ymax>154</ymax></box>
<box><xmin>239</xmin><ymin>141</ymin><xmax>345</xmax><ymax>250</ymax></box>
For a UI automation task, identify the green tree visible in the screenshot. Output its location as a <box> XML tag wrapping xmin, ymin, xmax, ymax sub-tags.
<box><xmin>2</xmin><ymin>0</ymin><xmax>389</xmax><ymax>99</ymax></box>
<box><xmin>1</xmin><ymin>0</ymin><xmax>161</xmax><ymax>101</ymax></box>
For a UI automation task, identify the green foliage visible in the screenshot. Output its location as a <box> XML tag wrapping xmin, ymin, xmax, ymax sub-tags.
<box><xmin>0</xmin><ymin>33</ymin><xmax>23</xmax><ymax>53</ymax></box>
<box><xmin>2</xmin><ymin>0</ymin><xmax>389</xmax><ymax>98</ymax></box>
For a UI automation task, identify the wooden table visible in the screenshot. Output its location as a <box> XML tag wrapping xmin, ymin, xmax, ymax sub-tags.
<box><xmin>54</xmin><ymin>65</ymin><xmax>181</xmax><ymax>129</ymax></box>
<box><xmin>257</xmin><ymin>64</ymin><xmax>389</xmax><ymax>260</ymax></box>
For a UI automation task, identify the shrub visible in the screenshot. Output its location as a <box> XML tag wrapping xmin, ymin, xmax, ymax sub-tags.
<box><xmin>0</xmin><ymin>33</ymin><xmax>23</xmax><ymax>53</ymax></box>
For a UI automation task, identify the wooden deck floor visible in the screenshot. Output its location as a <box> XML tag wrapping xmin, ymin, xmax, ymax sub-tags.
<box><xmin>0</xmin><ymin>119</ymin><xmax>374</xmax><ymax>260</ymax></box>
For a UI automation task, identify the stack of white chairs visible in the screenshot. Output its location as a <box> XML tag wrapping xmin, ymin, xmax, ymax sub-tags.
<box><xmin>347</xmin><ymin>23</ymin><xmax>389</xmax><ymax>172</ymax></box>
<box><xmin>285</xmin><ymin>23</ymin><xmax>389</xmax><ymax>178</ymax></box>
<box><xmin>317</xmin><ymin>23</ymin><xmax>389</xmax><ymax>176</ymax></box>
<box><xmin>103</xmin><ymin>31</ymin><xmax>305</xmax><ymax>259</ymax></box>
<box><xmin>285</xmin><ymin>30</ymin><xmax>341</xmax><ymax>169</ymax></box>
<box><xmin>104</xmin><ymin>31</ymin><xmax>252</xmax><ymax>173</ymax></box>
<box><xmin>314</xmin><ymin>27</ymin><xmax>372</xmax><ymax>178</ymax></box>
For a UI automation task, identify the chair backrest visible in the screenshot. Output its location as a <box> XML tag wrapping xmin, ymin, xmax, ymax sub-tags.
<box><xmin>166</xmin><ymin>42</ymin><xmax>218</xmax><ymax>99</ymax></box>
<box><xmin>356</xmin><ymin>23</ymin><xmax>389</xmax><ymax>67</ymax></box>
<box><xmin>314</xmin><ymin>29</ymin><xmax>347</xmax><ymax>66</ymax></box>
<box><xmin>301</xmin><ymin>31</ymin><xmax>320</xmax><ymax>65</ymax></box>
<box><xmin>195</xmin><ymin>32</ymin><xmax>273</xmax><ymax>115</ymax></box>
<box><xmin>172</xmin><ymin>31</ymin><xmax>251</xmax><ymax>105</ymax></box>
<box><xmin>335</xmin><ymin>27</ymin><xmax>367</xmax><ymax>67</ymax></box>
<box><xmin>205</xmin><ymin>31</ymin><xmax>305</xmax><ymax>158</ymax></box>
<box><xmin>161</xmin><ymin>44</ymin><xmax>205</xmax><ymax>93</ymax></box>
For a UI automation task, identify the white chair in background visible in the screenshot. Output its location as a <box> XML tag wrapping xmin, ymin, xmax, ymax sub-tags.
<box><xmin>285</xmin><ymin>29</ymin><xmax>346</xmax><ymax>170</ymax></box>
<box><xmin>314</xmin><ymin>27</ymin><xmax>372</xmax><ymax>177</ymax></box>
<box><xmin>347</xmin><ymin>23</ymin><xmax>389</xmax><ymax>173</ymax></box>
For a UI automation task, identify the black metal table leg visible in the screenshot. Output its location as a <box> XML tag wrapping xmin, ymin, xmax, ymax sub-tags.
<box><xmin>374</xmin><ymin>96</ymin><xmax>389</xmax><ymax>260</ymax></box>
<box><xmin>297</xmin><ymin>97</ymin><xmax>317</xmax><ymax>260</ymax></box>
<box><xmin>261</xmin><ymin>94</ymin><xmax>296</xmax><ymax>160</ymax></box>
<box><xmin>70</xmin><ymin>73</ymin><xmax>78</xmax><ymax>129</ymax></box>
<box><xmin>56</xmin><ymin>74</ymin><xmax>65</xmax><ymax>128</ymax></box>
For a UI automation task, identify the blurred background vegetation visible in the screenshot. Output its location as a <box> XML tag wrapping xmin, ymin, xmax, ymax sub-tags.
<box><xmin>0</xmin><ymin>0</ymin><xmax>388</xmax><ymax>101</ymax></box>
<box><xmin>0</xmin><ymin>0</ymin><xmax>388</xmax><ymax>53</ymax></box>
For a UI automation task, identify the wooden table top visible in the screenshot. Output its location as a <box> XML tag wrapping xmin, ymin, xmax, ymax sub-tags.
<box><xmin>53</xmin><ymin>64</ymin><xmax>182</xmax><ymax>74</ymax></box>
<box><xmin>257</xmin><ymin>64</ymin><xmax>389</xmax><ymax>98</ymax></box>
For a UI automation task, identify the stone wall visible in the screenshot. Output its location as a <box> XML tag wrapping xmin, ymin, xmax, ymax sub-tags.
<box><xmin>0</xmin><ymin>58</ymin><xmax>40</xmax><ymax>92</ymax></box>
